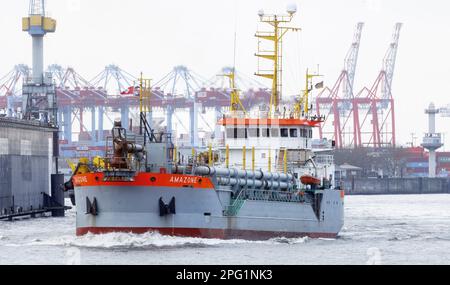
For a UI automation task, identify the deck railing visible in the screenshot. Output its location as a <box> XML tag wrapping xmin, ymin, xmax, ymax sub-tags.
<box><xmin>242</xmin><ymin>189</ymin><xmax>306</xmax><ymax>203</ymax></box>
<box><xmin>224</xmin><ymin>189</ymin><xmax>307</xmax><ymax>216</ymax></box>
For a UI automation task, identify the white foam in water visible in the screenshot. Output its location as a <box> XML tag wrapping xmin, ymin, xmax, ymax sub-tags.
<box><xmin>27</xmin><ymin>231</ymin><xmax>309</xmax><ymax>249</ymax></box>
<box><xmin>317</xmin><ymin>238</ymin><xmax>336</xmax><ymax>241</ymax></box>
<box><xmin>3</xmin><ymin>195</ymin><xmax>450</xmax><ymax>264</ymax></box>
<box><xmin>269</xmin><ymin>237</ymin><xmax>309</xmax><ymax>244</ymax></box>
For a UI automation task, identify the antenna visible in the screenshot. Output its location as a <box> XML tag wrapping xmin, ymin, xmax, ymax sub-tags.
<box><xmin>233</xmin><ymin>32</ymin><xmax>237</xmax><ymax>70</ymax></box>
<box><xmin>220</xmin><ymin>1</ymin><xmax>246</xmax><ymax>116</ymax></box>
<box><xmin>233</xmin><ymin>12</ymin><xmax>237</xmax><ymax>72</ymax></box>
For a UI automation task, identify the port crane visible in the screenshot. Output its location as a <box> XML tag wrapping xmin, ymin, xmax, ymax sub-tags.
<box><xmin>316</xmin><ymin>22</ymin><xmax>364</xmax><ymax>148</ymax></box>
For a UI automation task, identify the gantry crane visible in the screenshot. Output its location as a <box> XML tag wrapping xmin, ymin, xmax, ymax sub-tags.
<box><xmin>316</xmin><ymin>22</ymin><xmax>364</xmax><ymax>148</ymax></box>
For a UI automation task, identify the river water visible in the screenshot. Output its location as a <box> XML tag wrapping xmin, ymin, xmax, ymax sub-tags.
<box><xmin>1</xmin><ymin>194</ymin><xmax>450</xmax><ymax>265</ymax></box>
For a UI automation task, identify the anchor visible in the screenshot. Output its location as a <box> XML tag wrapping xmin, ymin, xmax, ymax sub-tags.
<box><xmin>86</xmin><ymin>197</ymin><xmax>98</xmax><ymax>216</ymax></box>
<box><xmin>159</xmin><ymin>197</ymin><xmax>176</xmax><ymax>217</ymax></box>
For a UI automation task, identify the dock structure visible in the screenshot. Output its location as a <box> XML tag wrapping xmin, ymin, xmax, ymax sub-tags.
<box><xmin>0</xmin><ymin>118</ymin><xmax>68</xmax><ymax>220</ymax></box>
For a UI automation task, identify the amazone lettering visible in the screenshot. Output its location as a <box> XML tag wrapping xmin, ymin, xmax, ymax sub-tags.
<box><xmin>169</xmin><ymin>176</ymin><xmax>198</xmax><ymax>184</ymax></box>
<box><xmin>73</xmin><ymin>176</ymin><xmax>88</xmax><ymax>184</ymax></box>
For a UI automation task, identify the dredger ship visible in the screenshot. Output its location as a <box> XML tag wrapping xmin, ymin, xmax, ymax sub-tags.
<box><xmin>67</xmin><ymin>7</ymin><xmax>344</xmax><ymax>239</ymax></box>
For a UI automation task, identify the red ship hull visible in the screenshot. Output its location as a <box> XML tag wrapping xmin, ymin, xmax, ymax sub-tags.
<box><xmin>76</xmin><ymin>227</ymin><xmax>338</xmax><ymax>240</ymax></box>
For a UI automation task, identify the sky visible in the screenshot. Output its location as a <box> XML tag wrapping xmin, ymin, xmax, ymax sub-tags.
<box><xmin>1</xmin><ymin>0</ymin><xmax>450</xmax><ymax>148</ymax></box>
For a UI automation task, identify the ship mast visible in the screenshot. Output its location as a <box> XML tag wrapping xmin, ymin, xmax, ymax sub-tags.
<box><xmin>294</xmin><ymin>70</ymin><xmax>323</xmax><ymax>118</ymax></box>
<box><xmin>138</xmin><ymin>74</ymin><xmax>157</xmax><ymax>145</ymax></box>
<box><xmin>221</xmin><ymin>68</ymin><xmax>246</xmax><ymax>116</ymax></box>
<box><xmin>222</xmin><ymin>26</ymin><xmax>246</xmax><ymax>117</ymax></box>
<box><xmin>255</xmin><ymin>5</ymin><xmax>300</xmax><ymax>118</ymax></box>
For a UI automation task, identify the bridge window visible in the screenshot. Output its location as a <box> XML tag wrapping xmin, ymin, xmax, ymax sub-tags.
<box><xmin>300</xmin><ymin>128</ymin><xmax>311</xmax><ymax>138</ymax></box>
<box><xmin>237</xmin><ymin>128</ymin><xmax>247</xmax><ymax>139</ymax></box>
<box><xmin>226</xmin><ymin>128</ymin><xmax>236</xmax><ymax>139</ymax></box>
<box><xmin>248</xmin><ymin>128</ymin><xmax>259</xmax><ymax>138</ymax></box>
<box><xmin>281</xmin><ymin>128</ymin><xmax>289</xmax><ymax>138</ymax></box>
<box><xmin>226</xmin><ymin>128</ymin><xmax>247</xmax><ymax>139</ymax></box>
<box><xmin>290</xmin><ymin>128</ymin><xmax>298</xmax><ymax>138</ymax></box>
<box><xmin>271</xmin><ymin>128</ymin><xmax>279</xmax><ymax>137</ymax></box>
<box><xmin>261</xmin><ymin>128</ymin><xmax>270</xmax><ymax>138</ymax></box>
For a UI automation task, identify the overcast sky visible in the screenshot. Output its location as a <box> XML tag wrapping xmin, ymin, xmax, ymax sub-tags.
<box><xmin>1</xmin><ymin>0</ymin><xmax>450</xmax><ymax>148</ymax></box>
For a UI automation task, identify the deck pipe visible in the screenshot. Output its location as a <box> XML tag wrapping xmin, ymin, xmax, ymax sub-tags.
<box><xmin>175</xmin><ymin>165</ymin><xmax>293</xmax><ymax>182</ymax></box>
<box><xmin>216</xmin><ymin>177</ymin><xmax>291</xmax><ymax>189</ymax></box>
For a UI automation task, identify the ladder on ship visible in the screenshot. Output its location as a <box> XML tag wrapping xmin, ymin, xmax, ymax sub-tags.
<box><xmin>140</xmin><ymin>112</ymin><xmax>158</xmax><ymax>144</ymax></box>
<box><xmin>224</xmin><ymin>190</ymin><xmax>246</xmax><ymax>216</ymax></box>
<box><xmin>276</xmin><ymin>148</ymin><xmax>287</xmax><ymax>173</ymax></box>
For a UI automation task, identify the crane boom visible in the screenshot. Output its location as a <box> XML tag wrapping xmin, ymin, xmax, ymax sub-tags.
<box><xmin>344</xmin><ymin>22</ymin><xmax>364</xmax><ymax>99</ymax></box>
<box><xmin>382</xmin><ymin>23</ymin><xmax>402</xmax><ymax>99</ymax></box>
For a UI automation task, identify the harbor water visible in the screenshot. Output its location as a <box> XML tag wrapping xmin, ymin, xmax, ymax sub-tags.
<box><xmin>1</xmin><ymin>194</ymin><xmax>450</xmax><ymax>265</ymax></box>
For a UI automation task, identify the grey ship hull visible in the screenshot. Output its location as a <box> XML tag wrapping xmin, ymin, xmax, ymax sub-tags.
<box><xmin>74</xmin><ymin>174</ymin><xmax>344</xmax><ymax>239</ymax></box>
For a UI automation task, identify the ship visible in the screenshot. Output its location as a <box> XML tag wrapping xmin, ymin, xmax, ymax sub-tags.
<box><xmin>68</xmin><ymin>6</ymin><xmax>344</xmax><ymax>240</ymax></box>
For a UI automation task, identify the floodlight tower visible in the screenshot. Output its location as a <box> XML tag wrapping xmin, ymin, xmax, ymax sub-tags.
<box><xmin>421</xmin><ymin>103</ymin><xmax>443</xmax><ymax>178</ymax></box>
<box><xmin>22</xmin><ymin>0</ymin><xmax>57</xmax><ymax>124</ymax></box>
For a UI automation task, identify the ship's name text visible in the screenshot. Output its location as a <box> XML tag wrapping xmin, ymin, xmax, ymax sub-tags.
<box><xmin>169</xmin><ymin>176</ymin><xmax>198</xmax><ymax>184</ymax></box>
